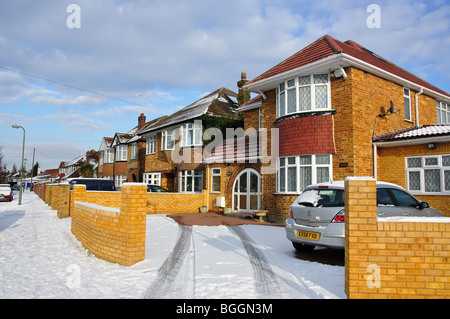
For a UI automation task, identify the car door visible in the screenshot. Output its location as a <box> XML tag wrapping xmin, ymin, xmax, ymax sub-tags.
<box><xmin>376</xmin><ymin>188</ymin><xmax>404</xmax><ymax>217</ymax></box>
<box><xmin>388</xmin><ymin>188</ymin><xmax>422</xmax><ymax>216</ymax></box>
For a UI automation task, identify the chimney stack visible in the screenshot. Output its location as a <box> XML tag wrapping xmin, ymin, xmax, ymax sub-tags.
<box><xmin>138</xmin><ymin>113</ymin><xmax>146</xmax><ymax>130</ymax></box>
<box><xmin>237</xmin><ymin>71</ymin><xmax>250</xmax><ymax>106</ymax></box>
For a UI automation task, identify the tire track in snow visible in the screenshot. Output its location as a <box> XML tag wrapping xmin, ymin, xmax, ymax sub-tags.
<box><xmin>228</xmin><ymin>226</ymin><xmax>284</xmax><ymax>299</ymax></box>
<box><xmin>143</xmin><ymin>224</ymin><xmax>192</xmax><ymax>299</ymax></box>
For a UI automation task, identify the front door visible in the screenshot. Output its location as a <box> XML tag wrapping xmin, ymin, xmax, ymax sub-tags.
<box><xmin>232</xmin><ymin>169</ymin><xmax>261</xmax><ymax>213</ymax></box>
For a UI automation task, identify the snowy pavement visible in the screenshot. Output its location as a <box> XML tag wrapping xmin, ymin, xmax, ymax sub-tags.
<box><xmin>0</xmin><ymin>191</ymin><xmax>346</xmax><ymax>299</ymax></box>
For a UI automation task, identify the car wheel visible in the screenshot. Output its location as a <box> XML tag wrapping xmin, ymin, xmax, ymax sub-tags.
<box><xmin>292</xmin><ymin>242</ymin><xmax>315</xmax><ymax>252</ymax></box>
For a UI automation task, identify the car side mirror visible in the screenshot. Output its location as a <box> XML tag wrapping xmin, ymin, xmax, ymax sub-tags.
<box><xmin>419</xmin><ymin>202</ymin><xmax>430</xmax><ymax>209</ymax></box>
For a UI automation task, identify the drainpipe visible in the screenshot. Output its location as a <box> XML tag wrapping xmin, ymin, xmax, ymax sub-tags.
<box><xmin>373</xmin><ymin>143</ymin><xmax>378</xmax><ymax>180</ymax></box>
<box><xmin>415</xmin><ymin>87</ymin><xmax>424</xmax><ymax>126</ymax></box>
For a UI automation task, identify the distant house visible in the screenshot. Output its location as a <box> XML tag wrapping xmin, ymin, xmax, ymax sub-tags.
<box><xmin>58</xmin><ymin>151</ymin><xmax>99</xmax><ymax>181</ymax></box>
<box><xmin>96</xmin><ymin>87</ymin><xmax>243</xmax><ymax>192</ymax></box>
<box><xmin>136</xmin><ymin>87</ymin><xmax>241</xmax><ymax>192</ymax></box>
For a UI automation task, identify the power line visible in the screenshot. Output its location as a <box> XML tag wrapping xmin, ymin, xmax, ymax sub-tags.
<box><xmin>0</xmin><ymin>65</ymin><xmax>140</xmax><ymax>106</ymax></box>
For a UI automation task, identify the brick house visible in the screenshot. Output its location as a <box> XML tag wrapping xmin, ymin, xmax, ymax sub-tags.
<box><xmin>228</xmin><ymin>34</ymin><xmax>450</xmax><ymax>220</ymax></box>
<box><xmin>98</xmin><ymin>137</ymin><xmax>114</xmax><ymax>180</ymax></box>
<box><xmin>136</xmin><ymin>87</ymin><xmax>242</xmax><ymax>195</ymax></box>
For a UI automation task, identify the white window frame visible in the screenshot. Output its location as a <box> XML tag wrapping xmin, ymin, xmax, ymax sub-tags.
<box><xmin>211</xmin><ymin>167</ymin><xmax>221</xmax><ymax>193</ymax></box>
<box><xmin>143</xmin><ymin>172</ymin><xmax>161</xmax><ymax>186</ymax></box>
<box><xmin>115</xmin><ymin>175</ymin><xmax>127</xmax><ymax>188</ymax></box>
<box><xmin>146</xmin><ymin>135</ymin><xmax>157</xmax><ymax>154</ymax></box>
<box><xmin>437</xmin><ymin>100</ymin><xmax>450</xmax><ymax>124</ymax></box>
<box><xmin>277</xmin><ymin>73</ymin><xmax>331</xmax><ymax>118</ymax></box>
<box><xmin>179</xmin><ymin>170</ymin><xmax>203</xmax><ymax>193</ymax></box>
<box><xmin>277</xmin><ymin>154</ymin><xmax>332</xmax><ymax>194</ymax></box>
<box><xmin>404</xmin><ymin>88</ymin><xmax>412</xmax><ymax>121</ymax></box>
<box><xmin>115</xmin><ymin>145</ymin><xmax>127</xmax><ymax>161</ymax></box>
<box><xmin>406</xmin><ymin>154</ymin><xmax>450</xmax><ymax>195</ymax></box>
<box><xmin>104</xmin><ymin>148</ymin><xmax>114</xmax><ymax>163</ymax></box>
<box><xmin>161</xmin><ymin>128</ymin><xmax>175</xmax><ymax>150</ymax></box>
<box><xmin>131</xmin><ymin>143</ymin><xmax>137</xmax><ymax>160</ymax></box>
<box><xmin>180</xmin><ymin>121</ymin><xmax>203</xmax><ymax>147</ymax></box>
<box><xmin>258</xmin><ymin>107</ymin><xmax>262</xmax><ymax>131</ymax></box>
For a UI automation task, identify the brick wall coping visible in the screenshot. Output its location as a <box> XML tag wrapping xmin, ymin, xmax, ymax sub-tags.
<box><xmin>74</xmin><ymin>201</ymin><xmax>121</xmax><ymax>213</ymax></box>
<box><xmin>378</xmin><ymin>216</ymin><xmax>450</xmax><ymax>223</ymax></box>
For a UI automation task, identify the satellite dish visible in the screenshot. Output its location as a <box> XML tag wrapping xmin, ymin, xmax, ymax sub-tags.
<box><xmin>388</xmin><ymin>101</ymin><xmax>395</xmax><ymax>113</ymax></box>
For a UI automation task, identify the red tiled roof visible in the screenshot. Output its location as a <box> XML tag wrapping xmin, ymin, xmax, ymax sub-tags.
<box><xmin>244</xmin><ymin>35</ymin><xmax>450</xmax><ymax>98</ymax></box>
<box><xmin>374</xmin><ymin>124</ymin><xmax>450</xmax><ymax>142</ymax></box>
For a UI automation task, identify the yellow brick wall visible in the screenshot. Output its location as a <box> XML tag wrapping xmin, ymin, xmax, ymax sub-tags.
<box><xmin>71</xmin><ymin>184</ymin><xmax>147</xmax><ymax>266</ymax></box>
<box><xmin>345</xmin><ymin>177</ymin><xmax>450</xmax><ymax>299</ymax></box>
<box><xmin>147</xmin><ymin>190</ymin><xmax>207</xmax><ymax>214</ymax></box>
<box><xmin>377</xmin><ymin>142</ymin><xmax>450</xmax><ymax>216</ymax></box>
<box><xmin>69</xmin><ymin>189</ymin><xmax>121</xmax><ymax>216</ymax></box>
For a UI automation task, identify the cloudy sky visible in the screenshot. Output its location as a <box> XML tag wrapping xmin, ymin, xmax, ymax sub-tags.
<box><xmin>1</xmin><ymin>0</ymin><xmax>449</xmax><ymax>171</ymax></box>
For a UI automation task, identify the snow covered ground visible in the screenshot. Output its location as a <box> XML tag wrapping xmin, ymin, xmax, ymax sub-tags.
<box><xmin>0</xmin><ymin>190</ymin><xmax>346</xmax><ymax>299</ymax></box>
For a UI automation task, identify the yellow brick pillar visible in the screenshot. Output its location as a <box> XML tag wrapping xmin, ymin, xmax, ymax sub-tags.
<box><xmin>45</xmin><ymin>184</ymin><xmax>52</xmax><ymax>205</ymax></box>
<box><xmin>57</xmin><ymin>184</ymin><xmax>71</xmax><ymax>219</ymax></box>
<box><xmin>50</xmin><ymin>184</ymin><xmax>60</xmax><ymax>212</ymax></box>
<box><xmin>119</xmin><ymin>183</ymin><xmax>147</xmax><ymax>266</ymax></box>
<box><xmin>71</xmin><ymin>184</ymin><xmax>86</xmax><ymax>216</ymax></box>
<box><xmin>344</xmin><ymin>177</ymin><xmax>377</xmax><ymax>299</ymax></box>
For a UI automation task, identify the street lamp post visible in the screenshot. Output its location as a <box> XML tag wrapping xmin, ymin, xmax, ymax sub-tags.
<box><xmin>12</xmin><ymin>125</ymin><xmax>25</xmax><ymax>205</ymax></box>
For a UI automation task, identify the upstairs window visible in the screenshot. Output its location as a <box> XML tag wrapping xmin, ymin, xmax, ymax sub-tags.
<box><xmin>180</xmin><ymin>122</ymin><xmax>202</xmax><ymax>147</ymax></box>
<box><xmin>105</xmin><ymin>148</ymin><xmax>114</xmax><ymax>163</ymax></box>
<box><xmin>131</xmin><ymin>143</ymin><xmax>137</xmax><ymax>159</ymax></box>
<box><xmin>437</xmin><ymin>101</ymin><xmax>449</xmax><ymax>124</ymax></box>
<box><xmin>278</xmin><ymin>73</ymin><xmax>330</xmax><ymax>118</ymax></box>
<box><xmin>161</xmin><ymin>129</ymin><xmax>175</xmax><ymax>150</ymax></box>
<box><xmin>115</xmin><ymin>145</ymin><xmax>127</xmax><ymax>161</ymax></box>
<box><xmin>404</xmin><ymin>88</ymin><xmax>411</xmax><ymax>121</ymax></box>
<box><xmin>146</xmin><ymin>135</ymin><xmax>157</xmax><ymax>154</ymax></box>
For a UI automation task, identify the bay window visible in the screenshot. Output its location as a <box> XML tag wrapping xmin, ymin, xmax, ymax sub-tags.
<box><xmin>277</xmin><ymin>154</ymin><xmax>332</xmax><ymax>193</ymax></box>
<box><xmin>278</xmin><ymin>73</ymin><xmax>330</xmax><ymax>117</ymax></box>
<box><xmin>406</xmin><ymin>154</ymin><xmax>450</xmax><ymax>194</ymax></box>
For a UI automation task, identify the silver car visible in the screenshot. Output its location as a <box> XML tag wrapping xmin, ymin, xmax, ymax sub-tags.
<box><xmin>285</xmin><ymin>181</ymin><xmax>444</xmax><ymax>252</ymax></box>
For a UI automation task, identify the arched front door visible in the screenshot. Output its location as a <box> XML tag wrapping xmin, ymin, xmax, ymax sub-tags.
<box><xmin>232</xmin><ymin>169</ymin><xmax>261</xmax><ymax>213</ymax></box>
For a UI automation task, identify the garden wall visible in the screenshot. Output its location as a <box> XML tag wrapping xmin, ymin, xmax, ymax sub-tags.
<box><xmin>345</xmin><ymin>177</ymin><xmax>450</xmax><ymax>299</ymax></box>
<box><xmin>70</xmin><ymin>183</ymin><xmax>147</xmax><ymax>266</ymax></box>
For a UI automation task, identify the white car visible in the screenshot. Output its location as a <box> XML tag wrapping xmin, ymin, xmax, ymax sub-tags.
<box><xmin>0</xmin><ymin>184</ymin><xmax>13</xmax><ymax>202</ymax></box>
<box><xmin>285</xmin><ymin>181</ymin><xmax>444</xmax><ymax>252</ymax></box>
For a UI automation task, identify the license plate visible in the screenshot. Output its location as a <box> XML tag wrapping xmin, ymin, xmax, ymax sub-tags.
<box><xmin>297</xmin><ymin>231</ymin><xmax>319</xmax><ymax>240</ymax></box>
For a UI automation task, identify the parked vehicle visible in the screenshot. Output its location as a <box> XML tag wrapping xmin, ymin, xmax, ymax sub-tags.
<box><xmin>0</xmin><ymin>184</ymin><xmax>13</xmax><ymax>202</ymax></box>
<box><xmin>68</xmin><ymin>178</ymin><xmax>116</xmax><ymax>191</ymax></box>
<box><xmin>285</xmin><ymin>181</ymin><xmax>444</xmax><ymax>252</ymax></box>
<box><xmin>147</xmin><ymin>184</ymin><xmax>169</xmax><ymax>193</ymax></box>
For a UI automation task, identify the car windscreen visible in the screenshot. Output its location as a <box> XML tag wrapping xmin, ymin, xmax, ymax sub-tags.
<box><xmin>294</xmin><ymin>188</ymin><xmax>344</xmax><ymax>207</ymax></box>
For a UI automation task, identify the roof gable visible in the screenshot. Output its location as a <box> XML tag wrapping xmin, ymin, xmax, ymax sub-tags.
<box><xmin>244</xmin><ymin>35</ymin><xmax>449</xmax><ymax>99</ymax></box>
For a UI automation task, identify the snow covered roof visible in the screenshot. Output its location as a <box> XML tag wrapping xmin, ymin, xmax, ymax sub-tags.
<box><xmin>138</xmin><ymin>87</ymin><xmax>239</xmax><ymax>135</ymax></box>
<box><xmin>373</xmin><ymin>124</ymin><xmax>450</xmax><ymax>142</ymax></box>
